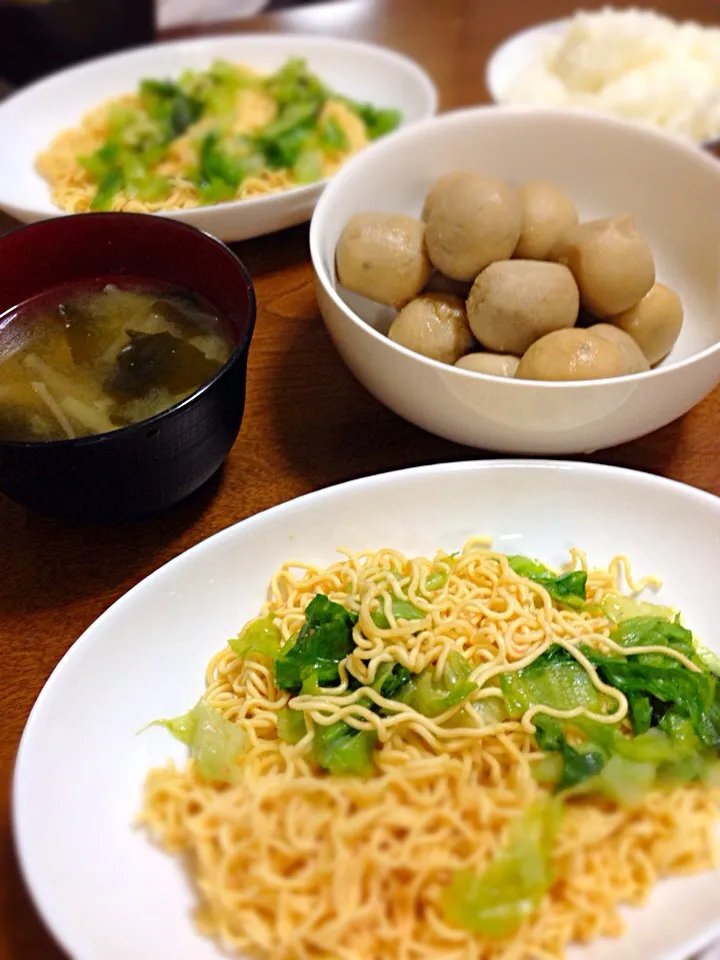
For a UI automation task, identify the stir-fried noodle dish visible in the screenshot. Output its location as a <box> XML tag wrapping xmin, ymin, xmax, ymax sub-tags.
<box><xmin>36</xmin><ymin>58</ymin><xmax>400</xmax><ymax>214</ymax></box>
<box><xmin>141</xmin><ymin>539</ymin><xmax>720</xmax><ymax>960</ymax></box>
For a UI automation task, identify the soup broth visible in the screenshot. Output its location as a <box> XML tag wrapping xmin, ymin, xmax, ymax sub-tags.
<box><xmin>0</xmin><ymin>278</ymin><xmax>233</xmax><ymax>442</ymax></box>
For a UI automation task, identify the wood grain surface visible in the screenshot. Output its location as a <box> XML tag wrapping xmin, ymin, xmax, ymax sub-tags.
<box><xmin>2</xmin><ymin>2</ymin><xmax>720</xmax><ymax>957</ymax></box>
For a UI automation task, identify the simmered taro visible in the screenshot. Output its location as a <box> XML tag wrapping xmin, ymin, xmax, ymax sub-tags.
<box><xmin>0</xmin><ymin>279</ymin><xmax>232</xmax><ymax>442</ymax></box>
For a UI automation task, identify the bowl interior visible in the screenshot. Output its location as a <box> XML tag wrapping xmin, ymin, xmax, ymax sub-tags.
<box><xmin>314</xmin><ymin>109</ymin><xmax>720</xmax><ymax>369</ymax></box>
<box><xmin>0</xmin><ymin>213</ymin><xmax>254</xmax><ymax>347</ymax></box>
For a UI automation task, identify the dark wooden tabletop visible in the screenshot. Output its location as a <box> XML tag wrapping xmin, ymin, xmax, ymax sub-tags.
<box><xmin>2</xmin><ymin>1</ymin><xmax>720</xmax><ymax>957</ymax></box>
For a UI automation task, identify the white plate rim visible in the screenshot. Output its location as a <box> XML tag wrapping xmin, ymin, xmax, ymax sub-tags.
<box><xmin>0</xmin><ymin>32</ymin><xmax>438</xmax><ymax>230</ymax></box>
<box><xmin>12</xmin><ymin>457</ymin><xmax>720</xmax><ymax>960</ymax></box>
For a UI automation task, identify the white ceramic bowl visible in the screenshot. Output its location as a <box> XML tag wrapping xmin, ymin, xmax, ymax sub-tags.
<box><xmin>485</xmin><ymin>18</ymin><xmax>568</xmax><ymax>106</ymax></box>
<box><xmin>0</xmin><ymin>34</ymin><xmax>437</xmax><ymax>242</ymax></box>
<box><xmin>485</xmin><ymin>19</ymin><xmax>720</xmax><ymax>150</ymax></box>
<box><xmin>310</xmin><ymin>106</ymin><xmax>720</xmax><ymax>454</ymax></box>
<box><xmin>12</xmin><ymin>459</ymin><xmax>720</xmax><ymax>960</ymax></box>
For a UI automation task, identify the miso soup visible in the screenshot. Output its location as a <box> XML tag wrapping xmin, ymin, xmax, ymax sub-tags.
<box><xmin>0</xmin><ymin>278</ymin><xmax>233</xmax><ymax>442</ymax></box>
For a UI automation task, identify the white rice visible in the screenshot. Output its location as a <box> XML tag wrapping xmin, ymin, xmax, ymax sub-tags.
<box><xmin>501</xmin><ymin>7</ymin><xmax>720</xmax><ymax>143</ymax></box>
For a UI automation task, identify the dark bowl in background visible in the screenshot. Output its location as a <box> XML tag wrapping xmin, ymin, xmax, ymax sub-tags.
<box><xmin>0</xmin><ymin>0</ymin><xmax>155</xmax><ymax>88</ymax></box>
<box><xmin>0</xmin><ymin>213</ymin><xmax>256</xmax><ymax>521</ymax></box>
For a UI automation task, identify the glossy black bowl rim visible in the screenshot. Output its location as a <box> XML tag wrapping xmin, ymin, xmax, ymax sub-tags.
<box><xmin>0</xmin><ymin>213</ymin><xmax>257</xmax><ymax>450</ymax></box>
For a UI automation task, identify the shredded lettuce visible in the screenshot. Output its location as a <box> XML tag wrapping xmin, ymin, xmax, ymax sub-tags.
<box><xmin>371</xmin><ymin>596</ymin><xmax>427</xmax><ymax>629</ymax></box>
<box><xmin>508</xmin><ymin>623</ymin><xmax>720</xmax><ymax>797</ymax></box>
<box><xmin>274</xmin><ymin>594</ymin><xmax>357</xmax><ymax>692</ymax></box>
<box><xmin>372</xmin><ymin>662</ymin><xmax>413</xmax><ymax>700</ymax></box>
<box><xmin>396</xmin><ymin>651</ymin><xmax>477</xmax><ymax>718</ymax></box>
<box><xmin>230</xmin><ymin>615</ymin><xmax>282</xmax><ymax>659</ymax></box>
<box><xmin>314</xmin><ymin>711</ymin><xmax>377</xmax><ymax>776</ymax></box>
<box><xmin>469</xmin><ymin>696</ymin><xmax>508</xmax><ymax>727</ymax></box>
<box><xmin>79</xmin><ymin>56</ymin><xmax>401</xmax><ymax>211</ymax></box>
<box><xmin>591</xmin><ymin>656</ymin><xmax>720</xmax><ymax>751</ymax></box>
<box><xmin>277</xmin><ymin>707</ymin><xmax>307</xmax><ymax>744</ymax></box>
<box><xmin>194</xmin><ymin>131</ymin><xmax>265</xmax><ymax>204</ymax></box>
<box><xmin>292</xmin><ymin>147</ymin><xmax>324</xmax><ymax>184</ymax></box>
<box><xmin>596</xmin><ymin>754</ymin><xmax>657</xmax><ymax>805</ymax></box>
<box><xmin>425</xmin><ymin>554</ymin><xmax>458</xmax><ymax>592</ymax></box>
<box><xmin>534</xmin><ymin>715</ymin><xmax>606</xmax><ymax>789</ymax></box>
<box><xmin>339</xmin><ymin>96</ymin><xmax>401</xmax><ymax>139</ymax></box>
<box><xmin>81</xmin><ymin>79</ymin><xmax>202</xmax><ymax>209</ymax></box>
<box><xmin>263</xmin><ymin>57</ymin><xmax>327</xmax><ymax>107</ymax></box>
<box><xmin>139</xmin><ymin>78</ymin><xmax>204</xmax><ymax>140</ymax></box>
<box><xmin>179</xmin><ymin>59</ymin><xmax>257</xmax><ymax>119</ymax></box>
<box><xmin>507</xmin><ymin>556</ymin><xmax>587</xmax><ymax>609</ymax></box>
<box><xmin>626</xmin><ymin>690</ymin><xmax>653</xmax><ymax>734</ymax></box>
<box><xmin>696</xmin><ymin>642</ymin><xmax>720</xmax><ymax>677</ymax></box>
<box><xmin>319</xmin><ymin>115</ymin><xmax>348</xmax><ymax>152</ymax></box>
<box><xmin>148</xmin><ymin>700</ymin><xmax>247</xmax><ymax>783</ymax></box>
<box><xmin>602</xmin><ymin>593</ymin><xmax>675</xmax><ymax>624</ymax></box>
<box><xmin>441</xmin><ymin>797</ymin><xmax>561</xmax><ymax>936</ymax></box>
<box><xmin>501</xmin><ymin>644</ymin><xmax>606</xmax><ymax>718</ymax></box>
<box><xmin>534</xmin><ymin>713</ymin><xmax>711</xmax><ymax>799</ymax></box>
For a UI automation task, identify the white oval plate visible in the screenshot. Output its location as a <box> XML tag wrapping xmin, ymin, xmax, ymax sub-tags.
<box><xmin>13</xmin><ymin>460</ymin><xmax>720</xmax><ymax>960</ymax></box>
<box><xmin>0</xmin><ymin>34</ymin><xmax>437</xmax><ymax>242</ymax></box>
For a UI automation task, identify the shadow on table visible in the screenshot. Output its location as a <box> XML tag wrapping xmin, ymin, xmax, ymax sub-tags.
<box><xmin>230</xmin><ymin>222</ymin><xmax>311</xmax><ymax>278</ymax></box>
<box><xmin>579</xmin><ymin>413</ymin><xmax>686</xmax><ymax>482</ymax></box>
<box><xmin>265</xmin><ymin>312</ymin><xmax>483</xmax><ymax>487</ymax></box>
<box><xmin>266</xmin><ymin>309</ymin><xmax>688</xmax><ymax>489</ymax></box>
<box><xmin>0</xmin><ymin>466</ymin><xmax>225</xmax><ymax>615</ymax></box>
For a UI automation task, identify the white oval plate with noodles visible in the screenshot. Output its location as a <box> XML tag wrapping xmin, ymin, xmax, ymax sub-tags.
<box><xmin>13</xmin><ymin>460</ymin><xmax>720</xmax><ymax>960</ymax></box>
<box><xmin>0</xmin><ymin>34</ymin><xmax>437</xmax><ymax>242</ymax></box>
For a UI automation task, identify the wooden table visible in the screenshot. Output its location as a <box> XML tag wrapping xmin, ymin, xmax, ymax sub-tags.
<box><xmin>2</xmin><ymin>0</ymin><xmax>720</xmax><ymax>956</ymax></box>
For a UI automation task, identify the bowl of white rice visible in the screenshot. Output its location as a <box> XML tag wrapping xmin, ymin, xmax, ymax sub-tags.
<box><xmin>486</xmin><ymin>7</ymin><xmax>720</xmax><ymax>145</ymax></box>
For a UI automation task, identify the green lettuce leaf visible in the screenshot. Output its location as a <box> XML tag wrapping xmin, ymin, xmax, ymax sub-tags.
<box><xmin>398</xmin><ymin>651</ymin><xmax>477</xmax><ymax>718</ymax></box>
<box><xmin>501</xmin><ymin>644</ymin><xmax>606</xmax><ymax>717</ymax></box>
<box><xmin>313</xmin><ymin>709</ymin><xmax>377</xmax><ymax>776</ymax></box>
<box><xmin>148</xmin><ymin>700</ymin><xmax>247</xmax><ymax>783</ymax></box>
<box><xmin>139</xmin><ymin>78</ymin><xmax>204</xmax><ymax>141</ymax></box>
<box><xmin>274</xmin><ymin>594</ymin><xmax>357</xmax><ymax>692</ymax></box>
<box><xmin>292</xmin><ymin>147</ymin><xmax>324</xmax><ymax>183</ymax></box>
<box><xmin>263</xmin><ymin>57</ymin><xmax>328</xmax><ymax>108</ymax></box>
<box><xmin>340</xmin><ymin>97</ymin><xmax>401</xmax><ymax>140</ymax></box>
<box><xmin>194</xmin><ymin>131</ymin><xmax>264</xmax><ymax>203</ymax></box>
<box><xmin>277</xmin><ymin>707</ymin><xmax>307</xmax><ymax>744</ymax></box>
<box><xmin>319</xmin><ymin>115</ymin><xmax>348</xmax><ymax>152</ymax></box>
<box><xmin>371</xmin><ymin>596</ymin><xmax>427</xmax><ymax>629</ymax></box>
<box><xmin>441</xmin><ymin>797</ymin><xmax>561</xmax><ymax>937</ymax></box>
<box><xmin>534</xmin><ymin>715</ymin><xmax>606</xmax><ymax>790</ymax></box>
<box><xmin>374</xmin><ymin>662</ymin><xmax>413</xmax><ymax>700</ymax></box>
<box><xmin>512</xmin><ymin>635</ymin><xmax>720</xmax><ymax>794</ymax></box>
<box><xmin>602</xmin><ymin>593</ymin><xmax>675</xmax><ymax>624</ymax></box>
<box><xmin>507</xmin><ymin>556</ymin><xmax>587</xmax><ymax>609</ymax></box>
<box><xmin>230</xmin><ymin>616</ymin><xmax>282</xmax><ymax>660</ymax></box>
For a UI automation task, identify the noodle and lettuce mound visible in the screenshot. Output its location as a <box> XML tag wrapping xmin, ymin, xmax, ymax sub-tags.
<box><xmin>141</xmin><ymin>542</ymin><xmax>720</xmax><ymax>960</ymax></box>
<box><xmin>36</xmin><ymin>57</ymin><xmax>400</xmax><ymax>213</ymax></box>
